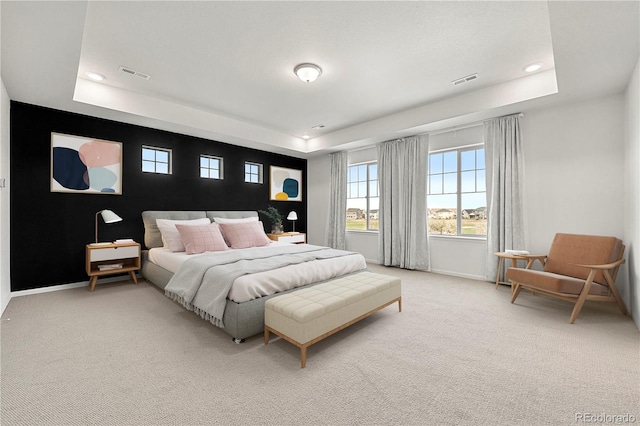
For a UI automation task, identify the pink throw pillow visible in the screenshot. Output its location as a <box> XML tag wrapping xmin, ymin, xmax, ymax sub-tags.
<box><xmin>218</xmin><ymin>221</ymin><xmax>272</xmax><ymax>249</ymax></box>
<box><xmin>175</xmin><ymin>223</ymin><xmax>229</xmax><ymax>254</ymax></box>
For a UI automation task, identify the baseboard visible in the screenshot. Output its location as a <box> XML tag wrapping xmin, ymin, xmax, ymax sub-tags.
<box><xmin>429</xmin><ymin>268</ymin><xmax>486</xmax><ymax>281</ymax></box>
<box><xmin>10</xmin><ymin>274</ymin><xmax>141</xmax><ymax>298</ymax></box>
<box><xmin>367</xmin><ymin>260</ymin><xmax>487</xmax><ymax>282</ymax></box>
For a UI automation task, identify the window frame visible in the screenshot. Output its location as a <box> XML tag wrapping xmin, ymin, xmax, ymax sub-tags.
<box><xmin>141</xmin><ymin>145</ymin><xmax>172</xmax><ymax>175</ymax></box>
<box><xmin>199</xmin><ymin>155</ymin><xmax>224</xmax><ymax>180</ymax></box>
<box><xmin>427</xmin><ymin>143</ymin><xmax>486</xmax><ymax>238</ymax></box>
<box><xmin>244</xmin><ymin>161</ymin><xmax>263</xmax><ymax>184</ymax></box>
<box><xmin>346</xmin><ymin>161</ymin><xmax>379</xmax><ymax>232</ymax></box>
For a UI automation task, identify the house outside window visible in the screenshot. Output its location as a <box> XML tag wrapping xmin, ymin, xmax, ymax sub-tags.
<box><xmin>427</xmin><ymin>146</ymin><xmax>486</xmax><ymax>236</ymax></box>
<box><xmin>200</xmin><ymin>155</ymin><xmax>223</xmax><ymax>179</ymax></box>
<box><xmin>142</xmin><ymin>146</ymin><xmax>171</xmax><ymax>174</ymax></box>
<box><xmin>346</xmin><ymin>162</ymin><xmax>379</xmax><ymax>231</ymax></box>
<box><xmin>244</xmin><ymin>162</ymin><xmax>263</xmax><ymax>184</ymax></box>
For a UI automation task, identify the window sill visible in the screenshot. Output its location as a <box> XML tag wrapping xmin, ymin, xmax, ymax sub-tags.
<box><xmin>429</xmin><ymin>234</ymin><xmax>487</xmax><ymax>242</ymax></box>
<box><xmin>346</xmin><ymin>229</ymin><xmax>379</xmax><ymax>235</ymax></box>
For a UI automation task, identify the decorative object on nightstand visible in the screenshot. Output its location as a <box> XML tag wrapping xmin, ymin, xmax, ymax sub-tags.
<box><xmin>86</xmin><ymin>242</ymin><xmax>141</xmax><ymax>291</ymax></box>
<box><xmin>287</xmin><ymin>211</ymin><xmax>298</xmax><ymax>233</ymax></box>
<box><xmin>92</xmin><ymin>209</ymin><xmax>122</xmax><ymax>246</ymax></box>
<box><xmin>267</xmin><ymin>232</ymin><xmax>306</xmax><ymax>244</ymax></box>
<box><xmin>258</xmin><ymin>205</ymin><xmax>283</xmax><ymax>234</ymax></box>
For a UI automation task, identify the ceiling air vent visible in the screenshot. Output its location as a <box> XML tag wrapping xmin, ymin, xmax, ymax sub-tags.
<box><xmin>451</xmin><ymin>73</ymin><xmax>478</xmax><ymax>86</ymax></box>
<box><xmin>119</xmin><ymin>66</ymin><xmax>151</xmax><ymax>80</ymax></box>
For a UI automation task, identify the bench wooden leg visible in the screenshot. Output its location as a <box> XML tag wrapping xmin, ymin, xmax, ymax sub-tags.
<box><xmin>398</xmin><ymin>297</ymin><xmax>402</xmax><ymax>312</ymax></box>
<box><xmin>264</xmin><ymin>327</ymin><xmax>270</xmax><ymax>345</ymax></box>
<box><xmin>301</xmin><ymin>346</ymin><xmax>307</xmax><ymax>369</ymax></box>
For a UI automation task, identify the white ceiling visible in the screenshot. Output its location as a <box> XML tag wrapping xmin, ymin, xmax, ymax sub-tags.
<box><xmin>1</xmin><ymin>1</ymin><xmax>638</xmax><ymax>158</ymax></box>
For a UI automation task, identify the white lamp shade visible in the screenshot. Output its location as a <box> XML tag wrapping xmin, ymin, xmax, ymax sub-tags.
<box><xmin>100</xmin><ymin>209</ymin><xmax>122</xmax><ymax>224</ymax></box>
<box><xmin>287</xmin><ymin>211</ymin><xmax>298</xmax><ymax>221</ymax></box>
<box><xmin>294</xmin><ymin>63</ymin><xmax>322</xmax><ymax>83</ymax></box>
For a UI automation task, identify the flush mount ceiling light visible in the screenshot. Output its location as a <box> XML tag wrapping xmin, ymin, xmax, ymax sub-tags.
<box><xmin>524</xmin><ymin>62</ymin><xmax>543</xmax><ymax>73</ymax></box>
<box><xmin>294</xmin><ymin>63</ymin><xmax>322</xmax><ymax>83</ymax></box>
<box><xmin>85</xmin><ymin>72</ymin><xmax>106</xmax><ymax>81</ymax></box>
<box><xmin>302</xmin><ymin>134</ymin><xmax>310</xmax><ymax>140</ymax></box>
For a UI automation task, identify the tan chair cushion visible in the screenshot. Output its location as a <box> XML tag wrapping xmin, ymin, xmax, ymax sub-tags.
<box><xmin>506</xmin><ymin>268</ymin><xmax>610</xmax><ymax>296</ymax></box>
<box><xmin>543</xmin><ymin>233</ymin><xmax>623</xmax><ymax>285</ymax></box>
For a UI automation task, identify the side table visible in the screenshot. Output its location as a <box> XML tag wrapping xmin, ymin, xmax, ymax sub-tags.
<box><xmin>86</xmin><ymin>242</ymin><xmax>141</xmax><ymax>292</ymax></box>
<box><xmin>494</xmin><ymin>252</ymin><xmax>527</xmax><ymax>289</ymax></box>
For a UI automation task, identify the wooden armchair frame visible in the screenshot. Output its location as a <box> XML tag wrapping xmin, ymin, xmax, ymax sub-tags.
<box><xmin>508</xmin><ymin>235</ymin><xmax>628</xmax><ymax>324</ymax></box>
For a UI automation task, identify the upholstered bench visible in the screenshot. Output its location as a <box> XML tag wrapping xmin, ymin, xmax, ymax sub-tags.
<box><xmin>264</xmin><ymin>271</ymin><xmax>401</xmax><ymax>368</ymax></box>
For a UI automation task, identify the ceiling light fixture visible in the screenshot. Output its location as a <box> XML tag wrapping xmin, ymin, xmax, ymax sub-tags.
<box><xmin>311</xmin><ymin>124</ymin><xmax>325</xmax><ymax>130</ymax></box>
<box><xmin>302</xmin><ymin>135</ymin><xmax>310</xmax><ymax>140</ymax></box>
<box><xmin>294</xmin><ymin>63</ymin><xmax>322</xmax><ymax>83</ymax></box>
<box><xmin>524</xmin><ymin>62</ymin><xmax>543</xmax><ymax>73</ymax></box>
<box><xmin>85</xmin><ymin>72</ymin><xmax>106</xmax><ymax>81</ymax></box>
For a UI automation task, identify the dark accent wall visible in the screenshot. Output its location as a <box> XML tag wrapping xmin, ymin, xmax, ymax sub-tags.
<box><xmin>10</xmin><ymin>102</ymin><xmax>306</xmax><ymax>291</ymax></box>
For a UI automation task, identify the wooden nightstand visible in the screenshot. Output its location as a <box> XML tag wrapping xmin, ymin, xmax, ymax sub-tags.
<box><xmin>85</xmin><ymin>242</ymin><xmax>141</xmax><ymax>292</ymax></box>
<box><xmin>267</xmin><ymin>232</ymin><xmax>306</xmax><ymax>244</ymax></box>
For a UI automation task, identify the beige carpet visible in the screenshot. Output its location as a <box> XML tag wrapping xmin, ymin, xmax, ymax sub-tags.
<box><xmin>1</xmin><ymin>264</ymin><xmax>638</xmax><ymax>426</ymax></box>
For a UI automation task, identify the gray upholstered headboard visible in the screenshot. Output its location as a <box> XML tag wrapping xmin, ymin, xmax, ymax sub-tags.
<box><xmin>141</xmin><ymin>210</ymin><xmax>258</xmax><ymax>249</ymax></box>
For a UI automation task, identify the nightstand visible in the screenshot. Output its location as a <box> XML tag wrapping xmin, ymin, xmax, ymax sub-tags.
<box><xmin>85</xmin><ymin>242</ymin><xmax>141</xmax><ymax>291</ymax></box>
<box><xmin>267</xmin><ymin>232</ymin><xmax>306</xmax><ymax>244</ymax></box>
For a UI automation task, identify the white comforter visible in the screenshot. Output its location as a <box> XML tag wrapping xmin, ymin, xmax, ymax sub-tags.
<box><xmin>149</xmin><ymin>243</ymin><xmax>367</xmax><ymax>303</ymax></box>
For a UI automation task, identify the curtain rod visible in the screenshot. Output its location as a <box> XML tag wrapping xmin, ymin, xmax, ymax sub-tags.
<box><xmin>422</xmin><ymin>112</ymin><xmax>524</xmax><ymax>137</ymax></box>
<box><xmin>343</xmin><ymin>112</ymin><xmax>524</xmax><ymax>154</ymax></box>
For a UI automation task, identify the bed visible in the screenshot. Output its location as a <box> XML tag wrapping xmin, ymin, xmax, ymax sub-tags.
<box><xmin>140</xmin><ymin>210</ymin><xmax>367</xmax><ymax>342</ymax></box>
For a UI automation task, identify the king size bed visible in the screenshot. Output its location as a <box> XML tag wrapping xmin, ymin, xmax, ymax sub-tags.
<box><xmin>140</xmin><ymin>210</ymin><xmax>367</xmax><ymax>342</ymax></box>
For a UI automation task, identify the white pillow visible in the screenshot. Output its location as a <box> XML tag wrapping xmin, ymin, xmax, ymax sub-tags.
<box><xmin>156</xmin><ymin>218</ymin><xmax>211</xmax><ymax>252</ymax></box>
<box><xmin>212</xmin><ymin>216</ymin><xmax>258</xmax><ymax>224</ymax></box>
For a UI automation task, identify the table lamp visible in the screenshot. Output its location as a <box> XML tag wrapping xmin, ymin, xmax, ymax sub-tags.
<box><xmin>287</xmin><ymin>211</ymin><xmax>298</xmax><ymax>233</ymax></box>
<box><xmin>92</xmin><ymin>209</ymin><xmax>122</xmax><ymax>245</ymax></box>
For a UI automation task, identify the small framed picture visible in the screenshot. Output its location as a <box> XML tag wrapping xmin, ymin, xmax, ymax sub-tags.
<box><xmin>269</xmin><ymin>166</ymin><xmax>302</xmax><ymax>202</ymax></box>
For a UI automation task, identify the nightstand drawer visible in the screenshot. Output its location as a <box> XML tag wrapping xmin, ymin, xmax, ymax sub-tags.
<box><xmin>277</xmin><ymin>234</ymin><xmax>305</xmax><ymax>244</ymax></box>
<box><xmin>90</xmin><ymin>246</ymin><xmax>140</xmax><ymax>262</ymax></box>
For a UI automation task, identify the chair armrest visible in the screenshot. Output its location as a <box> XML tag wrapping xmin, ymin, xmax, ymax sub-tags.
<box><xmin>572</xmin><ymin>258</ymin><xmax>625</xmax><ymax>270</ymax></box>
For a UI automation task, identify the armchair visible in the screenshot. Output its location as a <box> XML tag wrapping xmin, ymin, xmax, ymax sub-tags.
<box><xmin>506</xmin><ymin>233</ymin><xmax>627</xmax><ymax>323</ymax></box>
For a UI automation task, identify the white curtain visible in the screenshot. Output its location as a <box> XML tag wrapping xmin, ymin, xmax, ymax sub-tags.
<box><xmin>377</xmin><ymin>135</ymin><xmax>429</xmax><ymax>270</ymax></box>
<box><xmin>325</xmin><ymin>151</ymin><xmax>348</xmax><ymax>250</ymax></box>
<box><xmin>484</xmin><ymin>114</ymin><xmax>526</xmax><ymax>281</ymax></box>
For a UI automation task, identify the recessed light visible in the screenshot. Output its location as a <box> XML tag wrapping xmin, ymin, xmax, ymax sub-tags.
<box><xmin>524</xmin><ymin>62</ymin><xmax>543</xmax><ymax>73</ymax></box>
<box><xmin>302</xmin><ymin>135</ymin><xmax>310</xmax><ymax>140</ymax></box>
<box><xmin>311</xmin><ymin>124</ymin><xmax>325</xmax><ymax>130</ymax></box>
<box><xmin>85</xmin><ymin>72</ymin><xmax>106</xmax><ymax>81</ymax></box>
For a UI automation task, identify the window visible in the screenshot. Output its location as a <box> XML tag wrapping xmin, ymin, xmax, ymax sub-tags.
<box><xmin>427</xmin><ymin>146</ymin><xmax>486</xmax><ymax>236</ymax></box>
<box><xmin>346</xmin><ymin>162</ymin><xmax>379</xmax><ymax>231</ymax></box>
<box><xmin>200</xmin><ymin>155</ymin><xmax>223</xmax><ymax>179</ymax></box>
<box><xmin>142</xmin><ymin>146</ymin><xmax>171</xmax><ymax>174</ymax></box>
<box><xmin>244</xmin><ymin>162</ymin><xmax>263</xmax><ymax>184</ymax></box>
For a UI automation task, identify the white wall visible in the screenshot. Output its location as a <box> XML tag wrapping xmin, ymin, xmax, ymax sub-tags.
<box><xmin>307</xmin><ymin>93</ymin><xmax>628</xmax><ymax>288</ymax></box>
<box><xmin>624</xmin><ymin>56</ymin><xmax>640</xmax><ymax>329</ymax></box>
<box><xmin>0</xmin><ymin>77</ymin><xmax>10</xmax><ymax>315</ymax></box>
